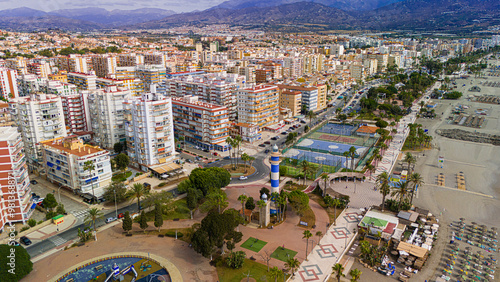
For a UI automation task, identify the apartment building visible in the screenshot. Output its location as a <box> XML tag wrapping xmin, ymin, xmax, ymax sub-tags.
<box><xmin>172</xmin><ymin>96</ymin><xmax>230</xmax><ymax>152</ymax></box>
<box><xmin>237</xmin><ymin>84</ymin><xmax>279</xmax><ymax>129</ymax></box>
<box><xmin>279</xmin><ymin>90</ymin><xmax>302</xmax><ymax>117</ymax></box>
<box><xmin>9</xmin><ymin>93</ymin><xmax>67</xmax><ymax>171</ymax></box>
<box><xmin>57</xmin><ymin>55</ymin><xmax>89</xmax><ymax>74</ymax></box>
<box><xmin>117</xmin><ymin>53</ymin><xmax>144</xmax><ymax>67</ymax></box>
<box><xmin>350</xmin><ymin>63</ymin><xmax>366</xmax><ymax>81</ymax></box>
<box><xmin>136</xmin><ymin>65</ymin><xmax>166</xmax><ymax>91</ymax></box>
<box><xmin>41</xmin><ymin>136</ymin><xmax>112</xmax><ymax>198</ymax></box>
<box><xmin>166</xmin><ymin>72</ymin><xmax>244</xmax><ymax>121</ymax></box>
<box><xmin>367</xmin><ymin>53</ymin><xmax>388</xmax><ymax>73</ymax></box>
<box><xmin>4</xmin><ymin>57</ymin><xmax>27</xmax><ymax>75</ymax></box>
<box><xmin>0</xmin><ymin>67</ymin><xmax>19</xmax><ymax>99</ymax></box>
<box><xmin>48</xmin><ymin>71</ymin><xmax>68</xmax><ymax>83</ymax></box>
<box><xmin>316</xmin><ymin>83</ymin><xmax>328</xmax><ymax>111</ymax></box>
<box><xmin>67</xmin><ymin>72</ymin><xmax>97</xmax><ymax>90</ymax></box>
<box><xmin>144</xmin><ymin>53</ymin><xmax>168</xmax><ymax>68</ymax></box>
<box><xmin>283</xmin><ymin>57</ymin><xmax>302</xmax><ymax>78</ymax></box>
<box><xmin>61</xmin><ymin>94</ymin><xmax>87</xmax><ymax>133</ymax></box>
<box><xmin>27</xmin><ymin>61</ymin><xmax>51</xmax><ymax>78</ymax></box>
<box><xmin>91</xmin><ymin>55</ymin><xmax>117</xmax><ymax>78</ymax></box>
<box><xmin>0</xmin><ymin>127</ymin><xmax>33</xmax><ymax>232</ymax></box>
<box><xmin>275</xmin><ymin>84</ymin><xmax>321</xmax><ymax>112</ymax></box>
<box><xmin>302</xmin><ymin>54</ymin><xmax>324</xmax><ymax>74</ymax></box>
<box><xmin>96</xmin><ymin>77</ymin><xmax>143</xmax><ymax>96</ymax></box>
<box><xmin>0</xmin><ymin>102</ymin><xmax>13</xmax><ymax>127</ymax></box>
<box><xmin>84</xmin><ymin>86</ymin><xmax>130</xmax><ymax>149</ymax></box>
<box><xmin>124</xmin><ymin>93</ymin><xmax>175</xmax><ymax>171</ymax></box>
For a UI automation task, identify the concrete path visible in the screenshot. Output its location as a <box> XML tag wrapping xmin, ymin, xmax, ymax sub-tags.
<box><xmin>289</xmin><ymin>208</ymin><xmax>362</xmax><ymax>281</ymax></box>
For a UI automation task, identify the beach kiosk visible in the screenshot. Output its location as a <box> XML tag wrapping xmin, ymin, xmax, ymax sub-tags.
<box><xmin>53</xmin><ymin>214</ymin><xmax>64</xmax><ymax>225</ymax></box>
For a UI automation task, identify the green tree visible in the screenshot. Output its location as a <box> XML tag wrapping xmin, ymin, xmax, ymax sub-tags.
<box><xmin>130</xmin><ymin>183</ymin><xmax>148</xmax><ymax>212</ymax></box>
<box><xmin>200</xmin><ymin>190</ymin><xmax>228</xmax><ymax>214</ymax></box>
<box><xmin>27</xmin><ymin>218</ymin><xmax>37</xmax><ymax>227</ymax></box>
<box><xmin>38</xmin><ymin>49</ymin><xmax>54</xmax><ymax>57</ymax></box>
<box><xmin>303</xmin><ymin>230</ymin><xmax>313</xmax><ymax>260</ymax></box>
<box><xmin>320</xmin><ymin>173</ymin><xmax>329</xmax><ymax>197</ymax></box>
<box><xmin>241</xmin><ymin>153</ymin><xmax>250</xmax><ymax>173</ymax></box>
<box><xmin>375</xmin><ymin>119</ymin><xmax>388</xmax><ymax>128</ymax></box>
<box><xmin>83</xmin><ymin>160</ymin><xmax>96</xmax><ymax>198</ymax></box>
<box><xmin>376</xmin><ymin>172</ymin><xmax>391</xmax><ymax>211</ymax></box>
<box><xmin>113</xmin><ymin>142</ymin><xmax>124</xmax><ymax>153</ymax></box>
<box><xmin>315</xmin><ymin>231</ymin><xmax>323</xmax><ymax>245</ymax></box>
<box><xmin>122</xmin><ymin>211</ymin><xmax>132</xmax><ymax>234</ymax></box>
<box><xmin>285</xmin><ymin>258</ymin><xmax>300</xmax><ymax>277</ymax></box>
<box><xmin>84</xmin><ymin>207</ymin><xmax>104</xmax><ymax>232</ymax></box>
<box><xmin>0</xmin><ymin>244</ymin><xmax>33</xmax><ymax>281</ymax></box>
<box><xmin>56</xmin><ymin>204</ymin><xmax>66</xmax><ymax>215</ymax></box>
<box><xmin>269</xmin><ymin>266</ymin><xmax>282</xmax><ymax>282</ymax></box>
<box><xmin>186</xmin><ymin>188</ymin><xmax>199</xmax><ymax>212</ymax></box>
<box><xmin>348</xmin><ymin>146</ymin><xmax>357</xmax><ymax>172</ymax></box>
<box><xmin>154</xmin><ymin>203</ymin><xmax>163</xmax><ymax>232</ymax></box>
<box><xmin>102</xmin><ymin>181</ymin><xmax>128</xmax><ymax>203</ymax></box>
<box><xmin>288</xmin><ymin>190</ymin><xmax>309</xmax><ymax>216</ymax></box>
<box><xmin>114</xmin><ymin>153</ymin><xmax>130</xmax><ymax>172</ymax></box>
<box><xmin>245</xmin><ymin>197</ymin><xmax>255</xmax><ymax>211</ymax></box>
<box><xmin>349</xmin><ymin>268</ymin><xmax>362</xmax><ymax>282</ymax></box>
<box><xmin>226</xmin><ymin>251</ymin><xmax>246</xmax><ymax>269</ymax></box>
<box><xmin>42</xmin><ymin>193</ymin><xmax>57</xmax><ymax>211</ymax></box>
<box><xmin>139</xmin><ymin>211</ymin><xmax>148</xmax><ymax>233</ymax></box>
<box><xmin>306</xmin><ymin>110</ymin><xmax>316</xmax><ymax>128</ymax></box>
<box><xmin>408</xmin><ymin>172</ymin><xmax>424</xmax><ymax>205</ymax></box>
<box><xmin>238</xmin><ymin>194</ymin><xmax>248</xmax><ymax>216</ymax></box>
<box><xmin>300</xmin><ymin>160</ymin><xmax>311</xmax><ymax>185</ymax></box>
<box><xmin>333</xmin><ymin>263</ymin><xmax>345</xmax><ymax>282</ymax></box>
<box><xmin>392</xmin><ymin>181</ymin><xmax>409</xmax><ymax>211</ymax></box>
<box><xmin>142</xmin><ymin>191</ymin><xmax>173</xmax><ymax>211</ymax></box>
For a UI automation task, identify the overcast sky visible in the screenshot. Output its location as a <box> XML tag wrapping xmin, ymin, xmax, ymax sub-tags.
<box><xmin>0</xmin><ymin>0</ymin><xmax>227</xmax><ymax>12</ymax></box>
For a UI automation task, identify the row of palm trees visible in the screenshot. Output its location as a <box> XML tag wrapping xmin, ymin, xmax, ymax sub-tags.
<box><xmin>226</xmin><ymin>135</ymin><xmax>243</xmax><ymax>169</ymax></box>
<box><xmin>376</xmin><ymin>170</ymin><xmax>424</xmax><ymax>211</ymax></box>
<box><xmin>406</xmin><ymin>123</ymin><xmax>433</xmax><ymax>150</ymax></box>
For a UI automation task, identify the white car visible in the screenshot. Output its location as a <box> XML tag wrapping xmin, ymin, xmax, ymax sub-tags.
<box><xmin>105</xmin><ymin>217</ymin><xmax>117</xmax><ymax>223</ymax></box>
<box><xmin>239</xmin><ymin>176</ymin><xmax>248</xmax><ymax>180</ymax></box>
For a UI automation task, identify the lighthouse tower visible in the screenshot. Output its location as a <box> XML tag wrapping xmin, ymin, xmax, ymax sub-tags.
<box><xmin>270</xmin><ymin>144</ymin><xmax>282</xmax><ymax>194</ymax></box>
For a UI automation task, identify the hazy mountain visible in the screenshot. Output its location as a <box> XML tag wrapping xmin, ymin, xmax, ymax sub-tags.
<box><xmin>48</xmin><ymin>7</ymin><xmax>176</xmax><ymax>26</ymax></box>
<box><xmin>0</xmin><ymin>15</ymin><xmax>102</xmax><ymax>31</ymax></box>
<box><xmin>213</xmin><ymin>0</ymin><xmax>404</xmax><ymax>11</ymax></box>
<box><xmin>132</xmin><ymin>2</ymin><xmax>355</xmax><ymax>29</ymax></box>
<box><xmin>0</xmin><ymin>7</ymin><xmax>47</xmax><ymax>17</ymax></box>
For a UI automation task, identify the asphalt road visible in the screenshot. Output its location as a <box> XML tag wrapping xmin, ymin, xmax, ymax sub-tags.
<box><xmin>25</xmin><ymin>203</ymin><xmax>138</xmax><ymax>258</ymax></box>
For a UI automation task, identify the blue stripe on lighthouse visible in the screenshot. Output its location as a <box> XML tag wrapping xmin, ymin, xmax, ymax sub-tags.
<box><xmin>271</xmin><ymin>156</ymin><xmax>280</xmax><ymax>162</ymax></box>
<box><xmin>271</xmin><ymin>164</ymin><xmax>279</xmax><ymax>173</ymax></box>
<box><xmin>271</xmin><ymin>179</ymin><xmax>279</xmax><ymax>187</ymax></box>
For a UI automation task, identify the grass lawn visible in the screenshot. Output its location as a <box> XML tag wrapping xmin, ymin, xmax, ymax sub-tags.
<box><xmin>240</xmin><ymin>237</ymin><xmax>267</xmax><ymax>253</ymax></box>
<box><xmin>309</xmin><ymin>194</ymin><xmax>343</xmax><ymax>224</ymax></box>
<box><xmin>270</xmin><ymin>247</ymin><xmax>298</xmax><ymax>262</ymax></box>
<box><xmin>299</xmin><ymin>205</ymin><xmax>316</xmax><ymax>228</ymax></box>
<box><xmin>217</xmin><ymin>258</ymin><xmax>286</xmax><ymax>282</ymax></box>
<box><xmin>164</xmin><ymin>198</ymin><xmax>191</xmax><ymax>220</ymax></box>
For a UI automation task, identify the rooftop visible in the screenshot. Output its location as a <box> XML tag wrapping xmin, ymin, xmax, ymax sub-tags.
<box><xmin>41</xmin><ymin>136</ymin><xmax>106</xmax><ymax>157</ymax></box>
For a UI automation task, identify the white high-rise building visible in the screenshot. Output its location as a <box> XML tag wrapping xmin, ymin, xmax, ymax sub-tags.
<box><xmin>9</xmin><ymin>93</ymin><xmax>67</xmax><ymax>171</ymax></box>
<box><xmin>0</xmin><ymin>67</ymin><xmax>19</xmax><ymax>99</ymax></box>
<box><xmin>84</xmin><ymin>86</ymin><xmax>131</xmax><ymax>149</ymax></box>
<box><xmin>124</xmin><ymin>93</ymin><xmax>175</xmax><ymax>171</ymax></box>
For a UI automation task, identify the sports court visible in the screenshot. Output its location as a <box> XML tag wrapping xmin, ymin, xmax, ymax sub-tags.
<box><xmin>283</xmin><ymin>149</ymin><xmax>346</xmax><ymax>167</ymax></box>
<box><xmin>317</xmin><ymin>123</ymin><xmax>357</xmax><ymax>136</ymax></box>
<box><xmin>295</xmin><ymin>139</ymin><xmax>367</xmax><ymax>156</ymax></box>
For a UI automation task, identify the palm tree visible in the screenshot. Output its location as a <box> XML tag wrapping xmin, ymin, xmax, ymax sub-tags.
<box><xmin>366</xmin><ymin>164</ymin><xmax>375</xmax><ymax>180</ymax></box>
<box><xmin>226</xmin><ymin>136</ymin><xmax>234</xmax><ymax>168</ymax></box>
<box><xmin>234</xmin><ymin>135</ymin><xmax>243</xmax><ymax>168</ymax></box>
<box><xmin>238</xmin><ymin>194</ymin><xmax>248</xmax><ymax>217</ymax></box>
<box><xmin>285</xmin><ymin>258</ymin><xmax>300</xmax><ymax>277</ymax></box>
<box><xmin>320</xmin><ymin>173</ymin><xmax>329</xmax><ymax>197</ymax></box>
<box><xmin>342</xmin><ymin>151</ymin><xmax>350</xmax><ymax>170</ymax></box>
<box><xmin>300</xmin><ymin>160</ymin><xmax>311</xmax><ymax>186</ymax></box>
<box><xmin>408</xmin><ymin>172</ymin><xmax>424</xmax><ymax>205</ymax></box>
<box><xmin>349</xmin><ymin>268</ymin><xmax>362</xmax><ymax>282</ymax></box>
<box><xmin>269</xmin><ymin>266</ymin><xmax>282</xmax><ymax>282</ymax></box>
<box><xmin>374</xmin><ymin>154</ymin><xmax>382</xmax><ymax>167</ymax></box>
<box><xmin>332</xmin><ymin>263</ymin><xmax>345</xmax><ymax>282</ymax></box>
<box><xmin>83</xmin><ymin>160</ymin><xmax>96</xmax><ymax>199</ymax></box>
<box><xmin>348</xmin><ymin>146</ymin><xmax>357</xmax><ymax>172</ymax></box>
<box><xmin>315</xmin><ymin>231</ymin><xmax>323</xmax><ymax>245</ymax></box>
<box><xmin>306</xmin><ymin>110</ymin><xmax>316</xmax><ymax>128</ymax></box>
<box><xmin>303</xmin><ymin>230</ymin><xmax>313</xmax><ymax>260</ymax></box>
<box><xmin>131</xmin><ymin>183</ymin><xmax>148</xmax><ymax>212</ymax></box>
<box><xmin>403</xmin><ymin>152</ymin><xmax>415</xmax><ymax>173</ymax></box>
<box><xmin>241</xmin><ymin>153</ymin><xmax>250</xmax><ymax>173</ymax></box>
<box><xmin>84</xmin><ymin>207</ymin><xmax>104</xmax><ymax>232</ymax></box>
<box><xmin>392</xmin><ymin>181</ymin><xmax>409</xmax><ymax>210</ymax></box>
<box><xmin>380</xmin><ymin>143</ymin><xmax>388</xmax><ymax>153</ymax></box>
<box><xmin>376</xmin><ymin>172</ymin><xmax>391</xmax><ymax>211</ymax></box>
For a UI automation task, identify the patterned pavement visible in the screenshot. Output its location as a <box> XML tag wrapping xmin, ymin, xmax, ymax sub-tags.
<box><xmin>290</xmin><ymin>208</ymin><xmax>362</xmax><ymax>281</ymax></box>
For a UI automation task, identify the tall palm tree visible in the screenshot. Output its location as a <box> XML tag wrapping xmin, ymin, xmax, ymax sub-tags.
<box><xmin>83</xmin><ymin>160</ymin><xmax>96</xmax><ymax>199</ymax></box>
<box><xmin>349</xmin><ymin>268</ymin><xmax>362</xmax><ymax>282</ymax></box>
<box><xmin>269</xmin><ymin>266</ymin><xmax>282</xmax><ymax>282</ymax></box>
<box><xmin>234</xmin><ymin>135</ymin><xmax>243</xmax><ymax>168</ymax></box>
<box><xmin>376</xmin><ymin>172</ymin><xmax>391</xmax><ymax>211</ymax></box>
<box><xmin>332</xmin><ymin>263</ymin><xmax>345</xmax><ymax>282</ymax></box>
<box><xmin>241</xmin><ymin>153</ymin><xmax>250</xmax><ymax>173</ymax></box>
<box><xmin>374</xmin><ymin>154</ymin><xmax>382</xmax><ymax>167</ymax></box>
<box><xmin>320</xmin><ymin>173</ymin><xmax>329</xmax><ymax>197</ymax></box>
<box><xmin>366</xmin><ymin>164</ymin><xmax>375</xmax><ymax>180</ymax></box>
<box><xmin>237</xmin><ymin>194</ymin><xmax>248</xmax><ymax>217</ymax></box>
<box><xmin>226</xmin><ymin>136</ymin><xmax>234</xmax><ymax>167</ymax></box>
<box><xmin>392</xmin><ymin>181</ymin><xmax>409</xmax><ymax>210</ymax></box>
<box><xmin>306</xmin><ymin>110</ymin><xmax>316</xmax><ymax>128</ymax></box>
<box><xmin>300</xmin><ymin>160</ymin><xmax>311</xmax><ymax>186</ymax></box>
<box><xmin>131</xmin><ymin>183</ymin><xmax>148</xmax><ymax>212</ymax></box>
<box><xmin>285</xmin><ymin>258</ymin><xmax>300</xmax><ymax>277</ymax></box>
<box><xmin>380</xmin><ymin>143</ymin><xmax>388</xmax><ymax>153</ymax></box>
<box><xmin>342</xmin><ymin>151</ymin><xmax>350</xmax><ymax>170</ymax></box>
<box><xmin>315</xmin><ymin>231</ymin><xmax>323</xmax><ymax>245</ymax></box>
<box><xmin>408</xmin><ymin>172</ymin><xmax>424</xmax><ymax>205</ymax></box>
<box><xmin>403</xmin><ymin>153</ymin><xmax>414</xmax><ymax>173</ymax></box>
<box><xmin>348</xmin><ymin>146</ymin><xmax>357</xmax><ymax>172</ymax></box>
<box><xmin>85</xmin><ymin>207</ymin><xmax>104</xmax><ymax>232</ymax></box>
<box><xmin>303</xmin><ymin>230</ymin><xmax>313</xmax><ymax>260</ymax></box>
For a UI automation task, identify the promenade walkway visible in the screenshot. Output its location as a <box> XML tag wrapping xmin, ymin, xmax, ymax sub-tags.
<box><xmin>290</xmin><ymin>208</ymin><xmax>362</xmax><ymax>281</ymax></box>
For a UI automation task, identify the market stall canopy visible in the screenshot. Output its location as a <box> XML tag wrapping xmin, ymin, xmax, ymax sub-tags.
<box><xmin>397</xmin><ymin>242</ymin><xmax>428</xmax><ymax>258</ymax></box>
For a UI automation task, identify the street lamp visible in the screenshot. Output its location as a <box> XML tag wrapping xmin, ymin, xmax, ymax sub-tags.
<box><xmin>114</xmin><ymin>189</ymin><xmax>118</xmax><ymax>219</ymax></box>
<box><xmin>57</xmin><ymin>185</ymin><xmax>63</xmax><ymax>203</ymax></box>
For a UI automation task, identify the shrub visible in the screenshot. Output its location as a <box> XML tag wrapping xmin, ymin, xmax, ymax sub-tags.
<box><xmin>165</xmin><ymin>231</ymin><xmax>183</xmax><ymax>238</ymax></box>
<box><xmin>20</xmin><ymin>226</ymin><xmax>30</xmax><ymax>232</ymax></box>
<box><xmin>37</xmin><ymin>220</ymin><xmax>44</xmax><ymax>224</ymax></box>
<box><xmin>46</xmin><ymin>211</ymin><xmax>58</xmax><ymax>220</ymax></box>
<box><xmin>27</xmin><ymin>219</ymin><xmax>37</xmax><ymax>227</ymax></box>
<box><xmin>158</xmin><ymin>182</ymin><xmax>167</xmax><ymax>187</ymax></box>
<box><xmin>135</xmin><ymin>172</ymin><xmax>143</xmax><ymax>177</ymax></box>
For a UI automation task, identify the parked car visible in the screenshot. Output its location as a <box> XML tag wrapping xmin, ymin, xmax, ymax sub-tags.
<box><xmin>213</xmin><ymin>152</ymin><xmax>218</xmax><ymax>156</ymax></box>
<box><xmin>223</xmin><ymin>156</ymin><xmax>230</xmax><ymax>160</ymax></box>
<box><xmin>203</xmin><ymin>149</ymin><xmax>210</xmax><ymax>153</ymax></box>
<box><xmin>264</xmin><ymin>141</ymin><xmax>271</xmax><ymax>145</ymax></box>
<box><xmin>258</xmin><ymin>144</ymin><xmax>266</xmax><ymax>147</ymax></box>
<box><xmin>117</xmin><ymin>213</ymin><xmax>124</xmax><ymax>219</ymax></box>
<box><xmin>271</xmin><ymin>137</ymin><xmax>277</xmax><ymax>140</ymax></box>
<box><xmin>30</xmin><ymin>180</ymin><xmax>38</xmax><ymax>185</ymax></box>
<box><xmin>264</xmin><ymin>149</ymin><xmax>270</xmax><ymax>154</ymax></box>
<box><xmin>300</xmin><ymin>120</ymin><xmax>307</xmax><ymax>124</ymax></box>
<box><xmin>10</xmin><ymin>241</ymin><xmax>20</xmax><ymax>246</ymax></box>
<box><xmin>239</xmin><ymin>176</ymin><xmax>248</xmax><ymax>180</ymax></box>
<box><xmin>106</xmin><ymin>217</ymin><xmax>117</xmax><ymax>223</ymax></box>
<box><xmin>281</xmin><ymin>132</ymin><xmax>287</xmax><ymax>135</ymax></box>
<box><xmin>20</xmin><ymin>236</ymin><xmax>32</xmax><ymax>246</ymax></box>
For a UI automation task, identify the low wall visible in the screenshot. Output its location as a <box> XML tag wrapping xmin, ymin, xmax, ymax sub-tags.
<box><xmin>0</xmin><ymin>219</ymin><xmax>53</xmax><ymax>245</ymax></box>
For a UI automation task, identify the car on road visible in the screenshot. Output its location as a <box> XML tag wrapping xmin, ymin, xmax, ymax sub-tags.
<box><xmin>117</xmin><ymin>213</ymin><xmax>124</xmax><ymax>219</ymax></box>
<box><xmin>264</xmin><ymin>149</ymin><xmax>270</xmax><ymax>154</ymax></box>
<box><xmin>212</xmin><ymin>152</ymin><xmax>218</xmax><ymax>156</ymax></box>
<box><xmin>223</xmin><ymin>156</ymin><xmax>230</xmax><ymax>160</ymax></box>
<box><xmin>239</xmin><ymin>176</ymin><xmax>248</xmax><ymax>180</ymax></box>
<box><xmin>106</xmin><ymin>217</ymin><xmax>117</xmax><ymax>223</ymax></box>
<box><xmin>281</xmin><ymin>131</ymin><xmax>287</xmax><ymax>135</ymax></box>
<box><xmin>203</xmin><ymin>149</ymin><xmax>210</xmax><ymax>153</ymax></box>
<box><xmin>300</xmin><ymin>120</ymin><xmax>307</xmax><ymax>124</ymax></box>
<box><xmin>30</xmin><ymin>180</ymin><xmax>38</xmax><ymax>185</ymax></box>
<box><xmin>271</xmin><ymin>137</ymin><xmax>277</xmax><ymax>140</ymax></box>
<box><xmin>20</xmin><ymin>236</ymin><xmax>32</xmax><ymax>246</ymax></box>
<box><xmin>10</xmin><ymin>241</ymin><xmax>20</xmax><ymax>246</ymax></box>
<box><xmin>258</xmin><ymin>144</ymin><xmax>266</xmax><ymax>147</ymax></box>
<box><xmin>264</xmin><ymin>141</ymin><xmax>271</xmax><ymax>145</ymax></box>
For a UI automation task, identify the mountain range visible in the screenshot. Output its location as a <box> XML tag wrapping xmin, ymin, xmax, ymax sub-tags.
<box><xmin>0</xmin><ymin>0</ymin><xmax>499</xmax><ymax>33</ymax></box>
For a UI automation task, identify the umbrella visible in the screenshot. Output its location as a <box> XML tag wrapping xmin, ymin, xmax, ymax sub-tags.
<box><xmin>460</xmin><ymin>218</ymin><xmax>465</xmax><ymax>222</ymax></box>
<box><xmin>472</xmin><ymin>222</ymin><xmax>477</xmax><ymax>226</ymax></box>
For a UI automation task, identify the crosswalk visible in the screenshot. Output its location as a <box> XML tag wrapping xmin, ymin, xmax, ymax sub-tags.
<box><xmin>49</xmin><ymin>235</ymin><xmax>67</xmax><ymax>246</ymax></box>
<box><xmin>348</xmin><ymin>242</ymin><xmax>358</xmax><ymax>256</ymax></box>
<box><xmin>72</xmin><ymin>209</ymin><xmax>89</xmax><ymax>219</ymax></box>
